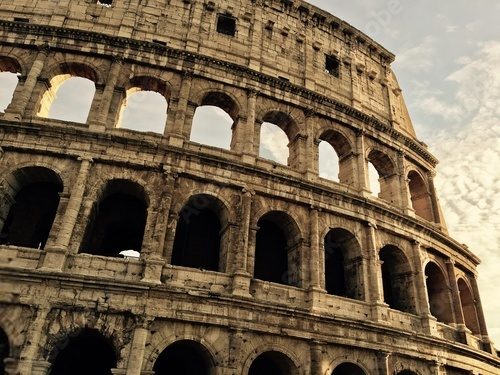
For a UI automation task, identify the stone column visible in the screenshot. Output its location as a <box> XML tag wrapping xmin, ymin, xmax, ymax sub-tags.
<box><xmin>40</xmin><ymin>156</ymin><xmax>93</xmax><ymax>271</ymax></box>
<box><xmin>4</xmin><ymin>46</ymin><xmax>49</xmax><ymax>120</ymax></box>
<box><xmin>376</xmin><ymin>351</ymin><xmax>390</xmax><ymax>375</ymax></box>
<box><xmin>166</xmin><ymin>72</ymin><xmax>193</xmax><ymax>146</ymax></box>
<box><xmin>427</xmin><ymin>171</ymin><xmax>442</xmax><ymax>225</ymax></box>
<box><xmin>445</xmin><ymin>259</ymin><xmax>465</xmax><ymax>326</ymax></box>
<box><xmin>355</xmin><ymin>129</ymin><xmax>369</xmax><ymax>193</ymax></box>
<box><xmin>397</xmin><ymin>150</ymin><xmax>413</xmax><ymax>214</ymax></box>
<box><xmin>232</xmin><ymin>189</ymin><xmax>254</xmax><ymax>298</ymax></box>
<box><xmin>89</xmin><ymin>57</ymin><xmax>123</xmax><ymax>130</ymax></box>
<box><xmin>16</xmin><ymin>306</ymin><xmax>50</xmax><ymax>375</ymax></box>
<box><xmin>365</xmin><ymin>222</ymin><xmax>386</xmax><ymax>321</ymax></box>
<box><xmin>309</xmin><ymin>207</ymin><xmax>322</xmax><ymax>290</ymax></box>
<box><xmin>310</xmin><ymin>341</ymin><xmax>324</xmax><ymax>375</ymax></box>
<box><xmin>240</xmin><ymin>90</ymin><xmax>258</xmax><ymax>164</ymax></box>
<box><xmin>350</xmin><ymin>61</ymin><xmax>363</xmax><ymax>110</ymax></box>
<box><xmin>304</xmin><ymin>109</ymin><xmax>318</xmax><ymax>179</ymax></box>
<box><xmin>125</xmin><ymin>317</ymin><xmax>154</xmax><ymax>375</ymax></box>
<box><xmin>470</xmin><ymin>275</ymin><xmax>495</xmax><ymax>353</ymax></box>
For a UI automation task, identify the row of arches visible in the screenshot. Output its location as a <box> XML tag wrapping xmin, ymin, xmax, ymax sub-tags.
<box><xmin>0</xmin><ymin>326</ymin><xmax>421</xmax><ymax>375</ymax></box>
<box><xmin>0</xmin><ymin>166</ymin><xmax>482</xmax><ymax>334</ymax></box>
<box><xmin>0</xmin><ymin>57</ymin><xmax>436</xmax><ymax>220</ymax></box>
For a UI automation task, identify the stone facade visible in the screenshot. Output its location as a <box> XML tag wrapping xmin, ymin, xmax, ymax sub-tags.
<box><xmin>0</xmin><ymin>0</ymin><xmax>499</xmax><ymax>374</ymax></box>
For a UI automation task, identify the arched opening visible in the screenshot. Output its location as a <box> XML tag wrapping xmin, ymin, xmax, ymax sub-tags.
<box><xmin>0</xmin><ymin>166</ymin><xmax>63</xmax><ymax>249</ymax></box>
<box><xmin>38</xmin><ymin>63</ymin><xmax>97</xmax><ymax>123</ymax></box>
<box><xmin>367</xmin><ymin>150</ymin><xmax>396</xmax><ymax>202</ymax></box>
<box><xmin>254</xmin><ymin>211</ymin><xmax>301</xmax><ymax>286</ymax></box>
<box><xmin>396</xmin><ymin>371</ymin><xmax>418</xmax><ymax>375</ymax></box>
<box><xmin>457</xmin><ymin>278</ymin><xmax>481</xmax><ymax>334</ymax></box>
<box><xmin>81</xmin><ymin>179</ymin><xmax>148</xmax><ymax>257</ymax></box>
<box><xmin>331</xmin><ymin>362</ymin><xmax>366</xmax><ymax>375</ymax></box>
<box><xmin>379</xmin><ymin>245</ymin><xmax>416</xmax><ymax>314</ymax></box>
<box><xmin>153</xmin><ymin>340</ymin><xmax>214</xmax><ymax>375</ymax></box>
<box><xmin>117</xmin><ymin>76</ymin><xmax>170</xmax><ymax>133</ymax></box>
<box><xmin>190</xmin><ymin>92</ymin><xmax>238</xmax><ymax>150</ymax></box>
<box><xmin>259</xmin><ymin>111</ymin><xmax>299</xmax><ymax>166</ymax></box>
<box><xmin>248</xmin><ymin>351</ymin><xmax>298</xmax><ymax>375</ymax></box>
<box><xmin>425</xmin><ymin>262</ymin><xmax>454</xmax><ymax>323</ymax></box>
<box><xmin>324</xmin><ymin>228</ymin><xmax>364</xmax><ymax>300</ymax></box>
<box><xmin>0</xmin><ymin>328</ymin><xmax>9</xmax><ymax>375</ymax></box>
<box><xmin>408</xmin><ymin>171</ymin><xmax>434</xmax><ymax>221</ymax></box>
<box><xmin>318</xmin><ymin>130</ymin><xmax>353</xmax><ymax>184</ymax></box>
<box><xmin>0</xmin><ymin>56</ymin><xmax>21</xmax><ymax>113</ymax></box>
<box><xmin>171</xmin><ymin>194</ymin><xmax>229</xmax><ymax>272</ymax></box>
<box><xmin>49</xmin><ymin>328</ymin><xmax>116</xmax><ymax>375</ymax></box>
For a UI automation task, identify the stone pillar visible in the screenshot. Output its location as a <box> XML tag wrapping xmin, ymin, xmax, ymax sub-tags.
<box><xmin>470</xmin><ymin>275</ymin><xmax>495</xmax><ymax>353</ymax></box>
<box><xmin>4</xmin><ymin>46</ymin><xmax>49</xmax><ymax>120</ymax></box>
<box><xmin>397</xmin><ymin>150</ymin><xmax>413</xmax><ymax>214</ymax></box>
<box><xmin>355</xmin><ymin>129</ymin><xmax>369</xmax><ymax>193</ymax></box>
<box><xmin>429</xmin><ymin>360</ymin><xmax>445</xmax><ymax>375</ymax></box>
<box><xmin>350</xmin><ymin>62</ymin><xmax>363</xmax><ymax>110</ymax></box>
<box><xmin>310</xmin><ymin>341</ymin><xmax>324</xmax><ymax>375</ymax></box>
<box><xmin>288</xmin><ymin>133</ymin><xmax>308</xmax><ymax>173</ymax></box>
<box><xmin>376</xmin><ymin>351</ymin><xmax>390</xmax><ymax>375</ymax></box>
<box><xmin>166</xmin><ymin>72</ymin><xmax>193</xmax><ymax>146</ymax></box>
<box><xmin>40</xmin><ymin>156</ymin><xmax>93</xmax><ymax>271</ymax></box>
<box><xmin>309</xmin><ymin>207</ymin><xmax>322</xmax><ymax>290</ymax></box>
<box><xmin>427</xmin><ymin>171</ymin><xmax>442</xmax><ymax>225</ymax></box>
<box><xmin>446</xmin><ymin>259</ymin><xmax>465</xmax><ymax>326</ymax></box>
<box><xmin>304</xmin><ymin>109</ymin><xmax>318</xmax><ymax>179</ymax></box>
<box><xmin>16</xmin><ymin>307</ymin><xmax>50</xmax><ymax>375</ymax></box>
<box><xmin>232</xmin><ymin>189</ymin><xmax>253</xmax><ymax>298</ymax></box>
<box><xmin>125</xmin><ymin>317</ymin><xmax>153</xmax><ymax>375</ymax></box>
<box><xmin>365</xmin><ymin>222</ymin><xmax>386</xmax><ymax>320</ymax></box>
<box><xmin>89</xmin><ymin>57</ymin><xmax>123</xmax><ymax>130</ymax></box>
<box><xmin>240</xmin><ymin>90</ymin><xmax>258</xmax><ymax>164</ymax></box>
<box><xmin>246</xmin><ymin>224</ymin><xmax>259</xmax><ymax>277</ymax></box>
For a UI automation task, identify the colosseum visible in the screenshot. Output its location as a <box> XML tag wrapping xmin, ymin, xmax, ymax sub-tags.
<box><xmin>0</xmin><ymin>0</ymin><xmax>499</xmax><ymax>374</ymax></box>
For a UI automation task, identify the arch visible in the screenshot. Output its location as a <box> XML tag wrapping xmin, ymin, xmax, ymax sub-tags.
<box><xmin>324</xmin><ymin>228</ymin><xmax>364</xmax><ymax>300</ymax></box>
<box><xmin>407</xmin><ymin>170</ymin><xmax>434</xmax><ymax>221</ymax></box>
<box><xmin>38</xmin><ymin>62</ymin><xmax>98</xmax><ymax>122</ymax></box>
<box><xmin>117</xmin><ymin>76</ymin><xmax>171</xmax><ymax>133</ymax></box>
<box><xmin>153</xmin><ymin>339</ymin><xmax>215</xmax><ymax>375</ymax></box>
<box><xmin>0</xmin><ymin>166</ymin><xmax>63</xmax><ymax>249</ymax></box>
<box><xmin>171</xmin><ymin>194</ymin><xmax>230</xmax><ymax>272</ymax></box>
<box><xmin>457</xmin><ymin>278</ymin><xmax>481</xmax><ymax>334</ymax></box>
<box><xmin>367</xmin><ymin>149</ymin><xmax>397</xmax><ymax>202</ymax></box>
<box><xmin>318</xmin><ymin>129</ymin><xmax>354</xmax><ymax>183</ymax></box>
<box><xmin>424</xmin><ymin>261</ymin><xmax>454</xmax><ymax>323</ymax></box>
<box><xmin>0</xmin><ymin>327</ymin><xmax>9</xmax><ymax>375</ymax></box>
<box><xmin>80</xmin><ymin>179</ymin><xmax>148</xmax><ymax>257</ymax></box>
<box><xmin>259</xmin><ymin>111</ymin><xmax>301</xmax><ymax>166</ymax></box>
<box><xmin>396</xmin><ymin>371</ymin><xmax>419</xmax><ymax>375</ymax></box>
<box><xmin>190</xmin><ymin>91</ymin><xmax>238</xmax><ymax>150</ymax></box>
<box><xmin>247</xmin><ymin>350</ymin><xmax>299</xmax><ymax>375</ymax></box>
<box><xmin>49</xmin><ymin>328</ymin><xmax>117</xmax><ymax>375</ymax></box>
<box><xmin>379</xmin><ymin>245</ymin><xmax>416</xmax><ymax>314</ymax></box>
<box><xmin>0</xmin><ymin>56</ymin><xmax>22</xmax><ymax>113</ymax></box>
<box><xmin>331</xmin><ymin>362</ymin><xmax>367</xmax><ymax>375</ymax></box>
<box><xmin>254</xmin><ymin>211</ymin><xmax>302</xmax><ymax>286</ymax></box>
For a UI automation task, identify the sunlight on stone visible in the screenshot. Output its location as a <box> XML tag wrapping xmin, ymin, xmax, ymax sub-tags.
<box><xmin>318</xmin><ymin>141</ymin><xmax>340</xmax><ymax>181</ymax></box>
<box><xmin>118</xmin><ymin>90</ymin><xmax>167</xmax><ymax>133</ymax></box>
<box><xmin>190</xmin><ymin>105</ymin><xmax>233</xmax><ymax>149</ymax></box>
<box><xmin>368</xmin><ymin>162</ymin><xmax>381</xmax><ymax>196</ymax></box>
<box><xmin>48</xmin><ymin>77</ymin><xmax>95</xmax><ymax>123</ymax></box>
<box><xmin>259</xmin><ymin>122</ymin><xmax>288</xmax><ymax>165</ymax></box>
<box><xmin>119</xmin><ymin>250</ymin><xmax>140</xmax><ymax>259</ymax></box>
<box><xmin>0</xmin><ymin>72</ymin><xmax>19</xmax><ymax>112</ymax></box>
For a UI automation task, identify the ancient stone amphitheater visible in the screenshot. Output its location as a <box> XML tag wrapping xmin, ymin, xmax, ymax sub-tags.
<box><xmin>0</xmin><ymin>0</ymin><xmax>499</xmax><ymax>374</ymax></box>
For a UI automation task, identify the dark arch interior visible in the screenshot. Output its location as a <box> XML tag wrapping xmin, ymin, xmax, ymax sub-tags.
<box><xmin>379</xmin><ymin>246</ymin><xmax>415</xmax><ymax>314</ymax></box>
<box><xmin>171</xmin><ymin>195</ymin><xmax>224</xmax><ymax>271</ymax></box>
<box><xmin>425</xmin><ymin>262</ymin><xmax>453</xmax><ymax>323</ymax></box>
<box><xmin>324</xmin><ymin>228</ymin><xmax>362</xmax><ymax>300</ymax></box>
<box><xmin>49</xmin><ymin>328</ymin><xmax>117</xmax><ymax>375</ymax></box>
<box><xmin>81</xmin><ymin>180</ymin><xmax>147</xmax><ymax>256</ymax></box>
<box><xmin>331</xmin><ymin>362</ymin><xmax>366</xmax><ymax>375</ymax></box>
<box><xmin>0</xmin><ymin>328</ymin><xmax>9</xmax><ymax>375</ymax></box>
<box><xmin>201</xmin><ymin>91</ymin><xmax>238</xmax><ymax>119</ymax></box>
<box><xmin>457</xmin><ymin>278</ymin><xmax>480</xmax><ymax>334</ymax></box>
<box><xmin>0</xmin><ymin>180</ymin><xmax>62</xmax><ymax>249</ymax></box>
<box><xmin>248</xmin><ymin>351</ymin><xmax>295</xmax><ymax>375</ymax></box>
<box><xmin>254</xmin><ymin>213</ymin><xmax>291</xmax><ymax>285</ymax></box>
<box><xmin>408</xmin><ymin>171</ymin><xmax>434</xmax><ymax>222</ymax></box>
<box><xmin>396</xmin><ymin>371</ymin><xmax>418</xmax><ymax>375</ymax></box>
<box><xmin>367</xmin><ymin>150</ymin><xmax>394</xmax><ymax>178</ymax></box>
<box><xmin>153</xmin><ymin>340</ymin><xmax>212</xmax><ymax>375</ymax></box>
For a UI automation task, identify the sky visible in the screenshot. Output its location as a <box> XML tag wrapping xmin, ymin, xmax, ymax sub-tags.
<box><xmin>0</xmin><ymin>0</ymin><xmax>499</xmax><ymax>347</ymax></box>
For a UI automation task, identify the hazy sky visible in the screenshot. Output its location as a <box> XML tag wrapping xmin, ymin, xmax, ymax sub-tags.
<box><xmin>0</xmin><ymin>0</ymin><xmax>498</xmax><ymax>346</ymax></box>
<box><xmin>307</xmin><ymin>0</ymin><xmax>500</xmax><ymax>344</ymax></box>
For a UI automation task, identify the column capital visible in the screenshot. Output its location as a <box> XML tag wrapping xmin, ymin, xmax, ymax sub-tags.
<box><xmin>36</xmin><ymin>42</ymin><xmax>51</xmax><ymax>55</ymax></box>
<box><xmin>304</xmin><ymin>107</ymin><xmax>316</xmax><ymax>118</ymax></box>
<box><xmin>134</xmin><ymin>315</ymin><xmax>155</xmax><ymax>329</ymax></box>
<box><xmin>77</xmin><ymin>155</ymin><xmax>94</xmax><ymax>163</ymax></box>
<box><xmin>242</xmin><ymin>187</ymin><xmax>255</xmax><ymax>196</ymax></box>
<box><xmin>247</xmin><ymin>88</ymin><xmax>259</xmax><ymax>98</ymax></box>
<box><xmin>365</xmin><ymin>220</ymin><xmax>377</xmax><ymax>229</ymax></box>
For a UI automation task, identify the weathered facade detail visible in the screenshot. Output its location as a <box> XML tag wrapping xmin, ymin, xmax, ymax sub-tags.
<box><xmin>0</xmin><ymin>0</ymin><xmax>498</xmax><ymax>374</ymax></box>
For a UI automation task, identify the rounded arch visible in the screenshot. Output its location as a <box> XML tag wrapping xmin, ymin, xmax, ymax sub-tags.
<box><xmin>407</xmin><ymin>170</ymin><xmax>434</xmax><ymax>221</ymax></box>
<box><xmin>80</xmin><ymin>178</ymin><xmax>149</xmax><ymax>257</ymax></box>
<box><xmin>0</xmin><ymin>166</ymin><xmax>63</xmax><ymax>249</ymax></box>
<box><xmin>153</xmin><ymin>339</ymin><xmax>216</xmax><ymax>375</ymax></box>
<box><xmin>261</xmin><ymin>110</ymin><xmax>300</xmax><ymax>140</ymax></box>
<box><xmin>0</xmin><ymin>55</ymin><xmax>23</xmax><ymax>74</ymax></box>
<box><xmin>366</xmin><ymin>149</ymin><xmax>395</xmax><ymax>178</ymax></box>
<box><xmin>396</xmin><ymin>371</ymin><xmax>419</xmax><ymax>375</ymax></box>
<box><xmin>196</xmin><ymin>90</ymin><xmax>240</xmax><ymax>120</ymax></box>
<box><xmin>323</xmin><ymin>228</ymin><xmax>364</xmax><ymax>300</ymax></box>
<box><xmin>318</xmin><ymin>128</ymin><xmax>353</xmax><ymax>158</ymax></box>
<box><xmin>243</xmin><ymin>345</ymin><xmax>302</xmax><ymax>375</ymax></box>
<box><xmin>330</xmin><ymin>362</ymin><xmax>367</xmax><ymax>375</ymax></box>
<box><xmin>366</xmin><ymin>148</ymin><xmax>398</xmax><ymax>202</ymax></box>
<box><xmin>48</xmin><ymin>327</ymin><xmax>117</xmax><ymax>375</ymax></box>
<box><xmin>171</xmin><ymin>193</ymin><xmax>230</xmax><ymax>272</ymax></box>
<box><xmin>254</xmin><ymin>210</ymin><xmax>303</xmax><ymax>286</ymax></box>
<box><xmin>424</xmin><ymin>261</ymin><xmax>454</xmax><ymax>324</ymax></box>
<box><xmin>457</xmin><ymin>277</ymin><xmax>481</xmax><ymax>334</ymax></box>
<box><xmin>0</xmin><ymin>326</ymin><xmax>10</xmax><ymax>375</ymax></box>
<box><xmin>379</xmin><ymin>245</ymin><xmax>416</xmax><ymax>314</ymax></box>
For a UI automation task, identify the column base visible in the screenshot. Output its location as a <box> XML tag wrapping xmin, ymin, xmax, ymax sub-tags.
<box><xmin>1</xmin><ymin>111</ymin><xmax>22</xmax><ymax>121</ymax></box>
<box><xmin>308</xmin><ymin>287</ymin><xmax>327</xmax><ymax>311</ymax></box>
<box><xmin>241</xmin><ymin>153</ymin><xmax>256</xmax><ymax>165</ymax></box>
<box><xmin>38</xmin><ymin>245</ymin><xmax>67</xmax><ymax>272</ymax></box>
<box><xmin>167</xmin><ymin>134</ymin><xmax>185</xmax><ymax>147</ymax></box>
<box><xmin>111</xmin><ymin>369</ymin><xmax>127</xmax><ymax>375</ymax></box>
<box><xmin>17</xmin><ymin>360</ymin><xmax>51</xmax><ymax>375</ymax></box>
<box><xmin>420</xmin><ymin>313</ymin><xmax>438</xmax><ymax>335</ymax></box>
<box><xmin>231</xmin><ymin>271</ymin><xmax>253</xmax><ymax>298</ymax></box>
<box><xmin>371</xmin><ymin>302</ymin><xmax>389</xmax><ymax>322</ymax></box>
<box><xmin>141</xmin><ymin>256</ymin><xmax>165</xmax><ymax>284</ymax></box>
<box><xmin>89</xmin><ymin>122</ymin><xmax>107</xmax><ymax>132</ymax></box>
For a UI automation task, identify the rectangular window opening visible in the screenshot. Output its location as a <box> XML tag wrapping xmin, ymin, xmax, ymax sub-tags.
<box><xmin>216</xmin><ymin>14</ymin><xmax>236</xmax><ymax>36</ymax></box>
<box><xmin>325</xmin><ymin>55</ymin><xmax>340</xmax><ymax>78</ymax></box>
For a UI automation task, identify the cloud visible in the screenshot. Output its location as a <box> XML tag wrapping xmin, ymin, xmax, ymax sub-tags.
<box><xmin>396</xmin><ymin>36</ymin><xmax>436</xmax><ymax>73</ymax></box>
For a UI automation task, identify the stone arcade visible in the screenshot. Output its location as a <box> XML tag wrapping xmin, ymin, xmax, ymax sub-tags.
<box><xmin>0</xmin><ymin>0</ymin><xmax>499</xmax><ymax>374</ymax></box>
